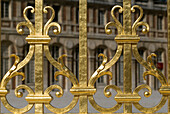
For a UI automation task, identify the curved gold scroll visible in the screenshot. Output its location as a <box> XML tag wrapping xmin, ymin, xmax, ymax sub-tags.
<box><xmin>88</xmin><ymin>43</ymin><xmax>123</xmax><ymax>112</ymax></box>
<box><xmin>43</xmin><ymin>6</ymin><xmax>61</xmax><ymax>35</ymax></box>
<box><xmin>105</xmin><ymin>5</ymin><xmax>123</xmax><ymax>35</ymax></box>
<box><xmin>131</xmin><ymin>5</ymin><xmax>149</xmax><ymax>35</ymax></box>
<box><xmin>44</xmin><ymin>45</ymin><xmax>79</xmax><ymax>112</ymax></box>
<box><xmin>88</xmin><ymin>45</ymin><xmax>123</xmax><ymax>87</ymax></box>
<box><xmin>44</xmin><ymin>45</ymin><xmax>79</xmax><ymax>87</ymax></box>
<box><xmin>1</xmin><ymin>84</ymin><xmax>34</xmax><ymax>113</ymax></box>
<box><xmin>88</xmin><ymin>85</ymin><xmax>122</xmax><ymax>112</ymax></box>
<box><xmin>132</xmin><ymin>44</ymin><xmax>168</xmax><ymax>112</ymax></box>
<box><xmin>0</xmin><ymin>45</ymin><xmax>35</xmax><ymax>113</ymax></box>
<box><xmin>16</xmin><ymin>6</ymin><xmax>35</xmax><ymax>35</ymax></box>
<box><xmin>44</xmin><ymin>85</ymin><xmax>79</xmax><ymax>113</ymax></box>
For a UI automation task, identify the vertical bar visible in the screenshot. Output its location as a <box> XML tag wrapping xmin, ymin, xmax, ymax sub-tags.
<box><xmin>34</xmin><ymin>0</ymin><xmax>44</xmax><ymax>113</ymax></box>
<box><xmin>123</xmin><ymin>0</ymin><xmax>132</xmax><ymax>113</ymax></box>
<box><xmin>79</xmin><ymin>0</ymin><xmax>88</xmax><ymax>113</ymax></box>
<box><xmin>35</xmin><ymin>0</ymin><xmax>43</xmax><ymax>35</ymax></box>
<box><xmin>34</xmin><ymin>44</ymin><xmax>44</xmax><ymax>113</ymax></box>
<box><xmin>168</xmin><ymin>0</ymin><xmax>170</xmax><ymax>112</ymax></box>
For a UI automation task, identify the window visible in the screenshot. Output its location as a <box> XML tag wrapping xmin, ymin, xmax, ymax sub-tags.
<box><xmin>1</xmin><ymin>41</ymin><xmax>15</xmax><ymax>89</ymax></box>
<box><xmin>25</xmin><ymin>44</ymin><xmax>34</xmax><ymax>83</ymax></box>
<box><xmin>1</xmin><ymin>1</ymin><xmax>9</xmax><ymax>18</ymax></box>
<box><xmin>76</xmin><ymin>8</ymin><xmax>79</xmax><ymax>24</ymax></box>
<box><xmin>98</xmin><ymin>10</ymin><xmax>105</xmax><ymax>25</ymax></box>
<box><xmin>154</xmin><ymin>50</ymin><xmax>164</xmax><ymax>90</ymax></box>
<box><xmin>51</xmin><ymin>45</ymin><xmax>59</xmax><ymax>84</ymax></box>
<box><xmin>53</xmin><ymin>5</ymin><xmax>60</xmax><ymax>22</ymax></box>
<box><xmin>119</xmin><ymin>54</ymin><xmax>123</xmax><ymax>85</ymax></box>
<box><xmin>137</xmin><ymin>50</ymin><xmax>144</xmax><ymax>84</ymax></box>
<box><xmin>1</xmin><ymin>42</ymin><xmax>11</xmax><ymax>77</ymax></box>
<box><xmin>27</xmin><ymin>3</ymin><xmax>35</xmax><ymax>20</ymax></box>
<box><xmin>72</xmin><ymin>46</ymin><xmax>79</xmax><ymax>81</ymax></box>
<box><xmin>96</xmin><ymin>47</ymin><xmax>105</xmax><ymax>83</ymax></box>
<box><xmin>157</xmin><ymin>16</ymin><xmax>163</xmax><ymax>30</ymax></box>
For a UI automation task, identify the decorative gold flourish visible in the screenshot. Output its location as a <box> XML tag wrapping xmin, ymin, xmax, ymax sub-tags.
<box><xmin>45</xmin><ymin>96</ymin><xmax>79</xmax><ymax>113</ymax></box>
<box><xmin>132</xmin><ymin>44</ymin><xmax>167</xmax><ymax>86</ymax></box>
<box><xmin>104</xmin><ymin>85</ymin><xmax>123</xmax><ymax>98</ymax></box>
<box><xmin>133</xmin><ymin>84</ymin><xmax>167</xmax><ymax>113</ymax></box>
<box><xmin>43</xmin><ymin>6</ymin><xmax>61</xmax><ymax>35</ymax></box>
<box><xmin>88</xmin><ymin>54</ymin><xmax>112</xmax><ymax>87</ymax></box>
<box><xmin>16</xmin><ymin>5</ymin><xmax>61</xmax><ymax>36</ymax></box>
<box><xmin>131</xmin><ymin>5</ymin><xmax>149</xmax><ymax>35</ymax></box>
<box><xmin>133</xmin><ymin>84</ymin><xmax>152</xmax><ymax>98</ymax></box>
<box><xmin>1</xmin><ymin>85</ymin><xmax>34</xmax><ymax>113</ymax></box>
<box><xmin>44</xmin><ymin>85</ymin><xmax>63</xmax><ymax>98</ymax></box>
<box><xmin>0</xmin><ymin>45</ymin><xmax>35</xmax><ymax>113</ymax></box>
<box><xmin>105</xmin><ymin>5</ymin><xmax>123</xmax><ymax>35</ymax></box>
<box><xmin>88</xmin><ymin>85</ymin><xmax>122</xmax><ymax>112</ymax></box>
<box><xmin>0</xmin><ymin>55</ymin><xmax>24</xmax><ymax>88</ymax></box>
<box><xmin>88</xmin><ymin>45</ymin><xmax>123</xmax><ymax>87</ymax></box>
<box><xmin>15</xmin><ymin>85</ymin><xmax>34</xmax><ymax>97</ymax></box>
<box><xmin>132</xmin><ymin>44</ymin><xmax>168</xmax><ymax>112</ymax></box>
<box><xmin>16</xmin><ymin>6</ymin><xmax>35</xmax><ymax>35</ymax></box>
<box><xmin>44</xmin><ymin>45</ymin><xmax>79</xmax><ymax>87</ymax></box>
<box><xmin>44</xmin><ymin>45</ymin><xmax>79</xmax><ymax>112</ymax></box>
<box><xmin>44</xmin><ymin>85</ymin><xmax>78</xmax><ymax>113</ymax></box>
<box><xmin>88</xmin><ymin>45</ymin><xmax>123</xmax><ymax>112</ymax></box>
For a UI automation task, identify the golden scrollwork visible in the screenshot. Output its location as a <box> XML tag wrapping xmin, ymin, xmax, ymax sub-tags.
<box><xmin>132</xmin><ymin>44</ymin><xmax>168</xmax><ymax>112</ymax></box>
<box><xmin>1</xmin><ymin>0</ymin><xmax>170</xmax><ymax>113</ymax></box>
<box><xmin>131</xmin><ymin>5</ymin><xmax>149</xmax><ymax>35</ymax></box>
<box><xmin>105</xmin><ymin>5</ymin><xmax>123</xmax><ymax>35</ymax></box>
<box><xmin>88</xmin><ymin>45</ymin><xmax>123</xmax><ymax>112</ymax></box>
<box><xmin>0</xmin><ymin>45</ymin><xmax>35</xmax><ymax>113</ymax></box>
<box><xmin>132</xmin><ymin>44</ymin><xmax>167</xmax><ymax>86</ymax></box>
<box><xmin>88</xmin><ymin>85</ymin><xmax>122</xmax><ymax>112</ymax></box>
<box><xmin>43</xmin><ymin>6</ymin><xmax>61</xmax><ymax>35</ymax></box>
<box><xmin>16</xmin><ymin>6</ymin><xmax>35</xmax><ymax>35</ymax></box>
<box><xmin>44</xmin><ymin>85</ymin><xmax>78</xmax><ymax>113</ymax></box>
<box><xmin>16</xmin><ymin>5</ymin><xmax>61</xmax><ymax>36</ymax></box>
<box><xmin>44</xmin><ymin>45</ymin><xmax>79</xmax><ymax>112</ymax></box>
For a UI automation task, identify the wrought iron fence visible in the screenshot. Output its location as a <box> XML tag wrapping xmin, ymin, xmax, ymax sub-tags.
<box><xmin>0</xmin><ymin>0</ymin><xmax>170</xmax><ymax>113</ymax></box>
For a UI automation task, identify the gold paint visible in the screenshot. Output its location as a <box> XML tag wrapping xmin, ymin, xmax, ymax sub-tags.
<box><xmin>0</xmin><ymin>0</ymin><xmax>169</xmax><ymax>113</ymax></box>
<box><xmin>79</xmin><ymin>0</ymin><xmax>88</xmax><ymax>113</ymax></box>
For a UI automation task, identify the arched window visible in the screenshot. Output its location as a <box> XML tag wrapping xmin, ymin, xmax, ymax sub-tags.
<box><xmin>72</xmin><ymin>45</ymin><xmax>79</xmax><ymax>81</ymax></box>
<box><xmin>1</xmin><ymin>0</ymin><xmax>9</xmax><ymax>18</ymax></box>
<box><xmin>137</xmin><ymin>49</ymin><xmax>145</xmax><ymax>84</ymax></box>
<box><xmin>98</xmin><ymin>10</ymin><xmax>105</xmax><ymax>25</ymax></box>
<box><xmin>154</xmin><ymin>49</ymin><xmax>164</xmax><ymax>90</ymax></box>
<box><xmin>53</xmin><ymin>5</ymin><xmax>60</xmax><ymax>22</ymax></box>
<box><xmin>1</xmin><ymin>41</ymin><xmax>13</xmax><ymax>77</ymax></box>
<box><xmin>1</xmin><ymin>41</ymin><xmax>15</xmax><ymax>89</ymax></box>
<box><xmin>51</xmin><ymin>45</ymin><xmax>59</xmax><ymax>84</ymax></box>
<box><xmin>48</xmin><ymin>44</ymin><xmax>64</xmax><ymax>88</ymax></box>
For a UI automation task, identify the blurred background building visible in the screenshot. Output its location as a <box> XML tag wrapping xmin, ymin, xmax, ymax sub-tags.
<box><xmin>1</xmin><ymin>0</ymin><xmax>168</xmax><ymax>91</ymax></box>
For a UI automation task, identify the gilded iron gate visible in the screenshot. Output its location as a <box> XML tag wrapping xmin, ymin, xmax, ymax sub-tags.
<box><xmin>0</xmin><ymin>0</ymin><xmax>170</xmax><ymax>113</ymax></box>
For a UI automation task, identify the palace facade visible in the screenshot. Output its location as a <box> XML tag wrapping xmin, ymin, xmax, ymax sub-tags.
<box><xmin>1</xmin><ymin>0</ymin><xmax>168</xmax><ymax>91</ymax></box>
